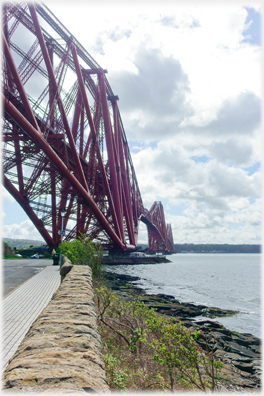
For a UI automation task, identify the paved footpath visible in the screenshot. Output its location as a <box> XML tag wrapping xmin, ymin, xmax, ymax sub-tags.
<box><xmin>2</xmin><ymin>266</ymin><xmax>61</xmax><ymax>371</ymax></box>
<box><xmin>3</xmin><ymin>258</ymin><xmax>54</xmax><ymax>296</ymax></box>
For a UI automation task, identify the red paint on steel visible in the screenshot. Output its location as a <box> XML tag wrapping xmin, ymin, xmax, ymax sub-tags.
<box><xmin>113</xmin><ymin>100</ymin><xmax>135</xmax><ymax>244</ymax></box>
<box><xmin>28</xmin><ymin>4</ymin><xmax>88</xmax><ymax>191</ymax></box>
<box><xmin>4</xmin><ymin>176</ymin><xmax>56</xmax><ymax>248</ymax></box>
<box><xmin>3</xmin><ymin>33</ymin><xmax>40</xmax><ymax>133</ymax></box>
<box><xmin>71</xmin><ymin>43</ymin><xmax>122</xmax><ymax>240</ymax></box>
<box><xmin>4</xmin><ymin>96</ymin><xmax>124</xmax><ymax>249</ymax></box>
<box><xmin>2</xmin><ymin>3</ymin><xmax>174</xmax><ymax>253</ymax></box>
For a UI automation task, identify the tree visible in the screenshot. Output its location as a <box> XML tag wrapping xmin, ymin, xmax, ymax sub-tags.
<box><xmin>3</xmin><ymin>241</ymin><xmax>12</xmax><ymax>256</ymax></box>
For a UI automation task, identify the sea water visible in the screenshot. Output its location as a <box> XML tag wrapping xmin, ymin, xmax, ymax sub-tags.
<box><xmin>105</xmin><ymin>253</ymin><xmax>262</xmax><ymax>338</ymax></box>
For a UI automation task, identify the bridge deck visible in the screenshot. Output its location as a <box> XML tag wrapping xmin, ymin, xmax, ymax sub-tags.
<box><xmin>2</xmin><ymin>266</ymin><xmax>61</xmax><ymax>371</ymax></box>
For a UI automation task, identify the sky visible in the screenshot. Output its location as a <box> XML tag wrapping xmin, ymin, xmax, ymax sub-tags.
<box><xmin>2</xmin><ymin>0</ymin><xmax>262</xmax><ymax>245</ymax></box>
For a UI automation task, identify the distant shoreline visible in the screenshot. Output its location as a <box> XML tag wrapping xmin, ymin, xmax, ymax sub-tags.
<box><xmin>172</xmin><ymin>251</ymin><xmax>261</xmax><ymax>254</ymax></box>
<box><xmin>170</xmin><ymin>244</ymin><xmax>261</xmax><ymax>254</ymax></box>
<box><xmin>3</xmin><ymin>238</ymin><xmax>261</xmax><ymax>254</ymax></box>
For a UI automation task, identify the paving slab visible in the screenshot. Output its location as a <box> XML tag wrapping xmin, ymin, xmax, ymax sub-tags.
<box><xmin>2</xmin><ymin>265</ymin><xmax>61</xmax><ymax>371</ymax></box>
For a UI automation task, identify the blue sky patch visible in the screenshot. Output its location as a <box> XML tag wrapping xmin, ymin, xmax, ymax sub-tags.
<box><xmin>227</xmin><ymin>223</ymin><xmax>242</xmax><ymax>230</ymax></box>
<box><xmin>129</xmin><ymin>140</ymin><xmax>159</xmax><ymax>153</ymax></box>
<box><xmin>3</xmin><ymin>198</ymin><xmax>29</xmax><ymax>225</ymax></box>
<box><xmin>242</xmin><ymin>7</ymin><xmax>261</xmax><ymax>45</ymax></box>
<box><xmin>248</xmin><ymin>197</ymin><xmax>260</xmax><ymax>205</ymax></box>
<box><xmin>190</xmin><ymin>155</ymin><xmax>211</xmax><ymax>163</ymax></box>
<box><xmin>164</xmin><ymin>200</ymin><xmax>187</xmax><ymax>216</ymax></box>
<box><xmin>242</xmin><ymin>161</ymin><xmax>261</xmax><ymax>176</ymax></box>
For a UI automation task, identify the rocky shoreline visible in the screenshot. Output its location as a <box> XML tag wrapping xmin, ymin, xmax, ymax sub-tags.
<box><xmin>102</xmin><ymin>256</ymin><xmax>171</xmax><ymax>265</ymax></box>
<box><xmin>103</xmin><ymin>271</ymin><xmax>261</xmax><ymax>391</ymax></box>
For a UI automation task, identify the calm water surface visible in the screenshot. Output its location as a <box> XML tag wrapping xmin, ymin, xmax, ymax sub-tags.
<box><xmin>105</xmin><ymin>254</ymin><xmax>262</xmax><ymax>338</ymax></box>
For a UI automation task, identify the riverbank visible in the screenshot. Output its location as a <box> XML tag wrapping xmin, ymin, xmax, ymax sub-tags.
<box><xmin>103</xmin><ymin>270</ymin><xmax>261</xmax><ymax>390</ymax></box>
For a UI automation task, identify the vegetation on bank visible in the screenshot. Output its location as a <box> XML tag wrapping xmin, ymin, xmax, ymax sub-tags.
<box><xmin>3</xmin><ymin>241</ymin><xmax>23</xmax><ymax>259</ymax></box>
<box><xmin>94</xmin><ymin>284</ymin><xmax>225</xmax><ymax>392</ymax></box>
<box><xmin>3</xmin><ymin>241</ymin><xmax>13</xmax><ymax>257</ymax></box>
<box><xmin>3</xmin><ymin>240</ymin><xmax>52</xmax><ymax>259</ymax></box>
<box><xmin>58</xmin><ymin>233</ymin><xmax>103</xmax><ymax>278</ymax></box>
<box><xmin>58</xmin><ymin>236</ymin><xmax>229</xmax><ymax>392</ymax></box>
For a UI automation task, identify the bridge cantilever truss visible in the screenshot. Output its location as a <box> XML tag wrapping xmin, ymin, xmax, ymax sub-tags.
<box><xmin>2</xmin><ymin>3</ymin><xmax>175</xmax><ymax>253</ymax></box>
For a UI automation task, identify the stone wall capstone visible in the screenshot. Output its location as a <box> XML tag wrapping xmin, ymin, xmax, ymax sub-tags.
<box><xmin>3</xmin><ymin>264</ymin><xmax>109</xmax><ymax>393</ymax></box>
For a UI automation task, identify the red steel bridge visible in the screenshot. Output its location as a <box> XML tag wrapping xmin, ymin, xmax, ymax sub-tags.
<box><xmin>2</xmin><ymin>3</ymin><xmax>175</xmax><ymax>254</ymax></box>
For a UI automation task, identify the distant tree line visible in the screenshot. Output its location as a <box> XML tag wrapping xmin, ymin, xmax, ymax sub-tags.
<box><xmin>3</xmin><ymin>238</ymin><xmax>45</xmax><ymax>249</ymax></box>
<box><xmin>174</xmin><ymin>244</ymin><xmax>261</xmax><ymax>253</ymax></box>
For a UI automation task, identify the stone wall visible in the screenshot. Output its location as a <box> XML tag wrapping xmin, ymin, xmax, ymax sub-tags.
<box><xmin>3</xmin><ymin>262</ymin><xmax>109</xmax><ymax>393</ymax></box>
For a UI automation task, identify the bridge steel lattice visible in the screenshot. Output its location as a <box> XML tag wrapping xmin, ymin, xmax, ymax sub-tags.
<box><xmin>2</xmin><ymin>3</ymin><xmax>175</xmax><ymax>253</ymax></box>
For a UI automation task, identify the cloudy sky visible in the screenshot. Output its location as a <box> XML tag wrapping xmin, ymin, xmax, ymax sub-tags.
<box><xmin>3</xmin><ymin>1</ymin><xmax>262</xmax><ymax>245</ymax></box>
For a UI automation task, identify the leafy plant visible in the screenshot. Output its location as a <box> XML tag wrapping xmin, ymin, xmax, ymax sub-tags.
<box><xmin>148</xmin><ymin>316</ymin><xmax>223</xmax><ymax>391</ymax></box>
<box><xmin>104</xmin><ymin>353</ymin><xmax>127</xmax><ymax>391</ymax></box>
<box><xmin>94</xmin><ymin>284</ymin><xmax>225</xmax><ymax>392</ymax></box>
<box><xmin>58</xmin><ymin>233</ymin><xmax>103</xmax><ymax>278</ymax></box>
<box><xmin>96</xmin><ymin>286</ymin><xmax>152</xmax><ymax>357</ymax></box>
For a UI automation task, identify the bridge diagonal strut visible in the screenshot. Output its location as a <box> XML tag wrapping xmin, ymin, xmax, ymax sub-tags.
<box><xmin>2</xmin><ymin>3</ymin><xmax>175</xmax><ymax>253</ymax></box>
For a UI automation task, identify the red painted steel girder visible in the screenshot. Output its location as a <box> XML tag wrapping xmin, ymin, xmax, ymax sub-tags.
<box><xmin>141</xmin><ymin>202</ymin><xmax>172</xmax><ymax>253</ymax></box>
<box><xmin>167</xmin><ymin>224</ymin><xmax>175</xmax><ymax>253</ymax></box>
<box><xmin>2</xmin><ymin>3</ymin><xmax>175</xmax><ymax>253</ymax></box>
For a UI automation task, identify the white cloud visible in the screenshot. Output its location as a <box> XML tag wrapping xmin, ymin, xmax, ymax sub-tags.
<box><xmin>96</xmin><ymin>4</ymin><xmax>261</xmax><ymax>132</ymax></box>
<box><xmin>2</xmin><ymin>220</ymin><xmax>45</xmax><ymax>241</ymax></box>
<box><xmin>133</xmin><ymin>141</ymin><xmax>261</xmax><ymax>200</ymax></box>
<box><xmin>165</xmin><ymin>197</ymin><xmax>261</xmax><ymax>244</ymax></box>
<box><xmin>132</xmin><ymin>135</ymin><xmax>261</xmax><ymax>243</ymax></box>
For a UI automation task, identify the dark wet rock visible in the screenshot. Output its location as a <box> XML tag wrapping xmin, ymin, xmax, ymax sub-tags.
<box><xmin>156</xmin><ymin>293</ymin><xmax>176</xmax><ymax>300</ymax></box>
<box><xmin>109</xmin><ymin>273</ymin><xmax>141</xmax><ymax>282</ymax></box>
<box><xmin>223</xmin><ymin>342</ymin><xmax>257</xmax><ymax>357</ymax></box>
<box><xmin>233</xmin><ymin>362</ymin><xmax>254</xmax><ymax>373</ymax></box>
<box><xmin>135</xmin><ymin>293</ymin><xmax>239</xmax><ymax>320</ymax></box>
<box><xmin>103</xmin><ymin>256</ymin><xmax>171</xmax><ymax>265</ymax></box>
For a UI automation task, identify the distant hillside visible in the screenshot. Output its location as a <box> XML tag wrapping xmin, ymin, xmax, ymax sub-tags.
<box><xmin>174</xmin><ymin>244</ymin><xmax>261</xmax><ymax>254</ymax></box>
<box><xmin>137</xmin><ymin>243</ymin><xmax>261</xmax><ymax>253</ymax></box>
<box><xmin>3</xmin><ymin>238</ymin><xmax>45</xmax><ymax>249</ymax></box>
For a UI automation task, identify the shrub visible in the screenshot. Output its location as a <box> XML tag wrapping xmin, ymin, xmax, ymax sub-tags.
<box><xmin>148</xmin><ymin>318</ymin><xmax>214</xmax><ymax>391</ymax></box>
<box><xmin>3</xmin><ymin>241</ymin><xmax>12</xmax><ymax>256</ymax></box>
<box><xmin>94</xmin><ymin>285</ymin><xmax>225</xmax><ymax>392</ymax></box>
<box><xmin>58</xmin><ymin>233</ymin><xmax>103</xmax><ymax>278</ymax></box>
